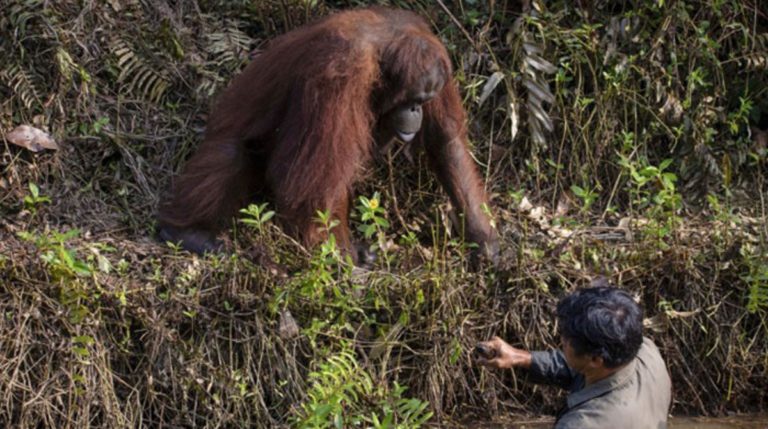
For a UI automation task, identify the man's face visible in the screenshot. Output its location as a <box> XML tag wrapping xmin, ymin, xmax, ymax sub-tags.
<box><xmin>561</xmin><ymin>336</ymin><xmax>595</xmax><ymax>374</ymax></box>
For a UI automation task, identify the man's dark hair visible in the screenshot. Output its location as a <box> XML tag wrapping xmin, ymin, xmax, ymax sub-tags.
<box><xmin>557</xmin><ymin>286</ymin><xmax>643</xmax><ymax>368</ymax></box>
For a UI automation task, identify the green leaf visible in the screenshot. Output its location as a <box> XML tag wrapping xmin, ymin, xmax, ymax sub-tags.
<box><xmin>639</xmin><ymin>166</ymin><xmax>659</xmax><ymax>177</ymax></box>
<box><xmin>72</xmin><ymin>346</ymin><xmax>90</xmax><ymax>357</ymax></box>
<box><xmin>73</xmin><ymin>260</ymin><xmax>93</xmax><ymax>276</ymax></box>
<box><xmin>29</xmin><ymin>182</ymin><xmax>40</xmax><ymax>198</ymax></box>
<box><xmin>72</xmin><ymin>335</ymin><xmax>94</xmax><ymax>345</ymax></box>
<box><xmin>97</xmin><ymin>254</ymin><xmax>111</xmax><ymax>273</ymax></box>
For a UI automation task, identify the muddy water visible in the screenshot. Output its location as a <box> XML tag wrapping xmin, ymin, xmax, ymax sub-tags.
<box><xmin>464</xmin><ymin>415</ymin><xmax>768</xmax><ymax>428</ymax></box>
<box><xmin>669</xmin><ymin>416</ymin><xmax>768</xmax><ymax>429</ymax></box>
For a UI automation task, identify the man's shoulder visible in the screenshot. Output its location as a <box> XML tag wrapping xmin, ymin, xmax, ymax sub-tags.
<box><xmin>640</xmin><ymin>336</ymin><xmax>662</xmax><ymax>355</ymax></box>
<box><xmin>637</xmin><ymin>337</ymin><xmax>671</xmax><ymax>378</ymax></box>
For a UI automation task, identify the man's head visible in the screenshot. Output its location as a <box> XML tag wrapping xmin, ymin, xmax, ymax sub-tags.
<box><xmin>557</xmin><ymin>286</ymin><xmax>643</xmax><ymax>370</ymax></box>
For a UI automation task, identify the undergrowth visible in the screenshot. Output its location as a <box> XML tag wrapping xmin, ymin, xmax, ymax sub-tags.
<box><xmin>1</xmin><ymin>0</ymin><xmax>767</xmax><ymax>427</ymax></box>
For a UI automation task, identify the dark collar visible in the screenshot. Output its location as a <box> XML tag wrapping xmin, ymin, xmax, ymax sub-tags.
<box><xmin>566</xmin><ymin>358</ymin><xmax>637</xmax><ymax>409</ymax></box>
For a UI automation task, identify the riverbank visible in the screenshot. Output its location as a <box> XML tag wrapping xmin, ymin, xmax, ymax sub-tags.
<box><xmin>1</xmin><ymin>1</ymin><xmax>766</xmax><ymax>426</ymax></box>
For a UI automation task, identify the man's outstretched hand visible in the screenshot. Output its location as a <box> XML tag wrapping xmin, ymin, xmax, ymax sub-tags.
<box><xmin>475</xmin><ymin>336</ymin><xmax>533</xmax><ymax>370</ymax></box>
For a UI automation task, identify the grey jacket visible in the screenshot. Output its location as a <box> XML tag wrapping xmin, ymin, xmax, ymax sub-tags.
<box><xmin>528</xmin><ymin>337</ymin><xmax>672</xmax><ymax>429</ymax></box>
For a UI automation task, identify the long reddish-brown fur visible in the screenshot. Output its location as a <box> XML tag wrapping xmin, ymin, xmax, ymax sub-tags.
<box><xmin>159</xmin><ymin>7</ymin><xmax>498</xmax><ymax>261</ymax></box>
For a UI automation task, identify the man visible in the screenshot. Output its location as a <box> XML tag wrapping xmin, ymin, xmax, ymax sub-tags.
<box><xmin>477</xmin><ymin>286</ymin><xmax>672</xmax><ymax>428</ymax></box>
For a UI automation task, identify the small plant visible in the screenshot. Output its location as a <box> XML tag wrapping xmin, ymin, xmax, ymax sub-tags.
<box><xmin>17</xmin><ymin>228</ymin><xmax>99</xmax><ymax>324</ymax></box>
<box><xmin>71</xmin><ymin>335</ymin><xmax>94</xmax><ymax>362</ymax></box>
<box><xmin>313</xmin><ymin>209</ymin><xmax>344</xmax><ymax>266</ymax></box>
<box><xmin>239</xmin><ymin>202</ymin><xmax>278</xmax><ymax>256</ymax></box>
<box><xmin>726</xmin><ymin>96</ymin><xmax>753</xmax><ymax>135</ymax></box>
<box><xmin>743</xmin><ymin>246</ymin><xmax>768</xmax><ymax>314</ymax></box>
<box><xmin>270</xmin><ymin>210</ymin><xmax>351</xmax><ymax>341</ymax></box>
<box><xmin>570</xmin><ymin>184</ymin><xmax>599</xmax><ymax>213</ymax></box>
<box><xmin>507</xmin><ymin>188</ymin><xmax>526</xmax><ymax>206</ymax></box>
<box><xmin>293</xmin><ymin>348</ymin><xmax>432</xmax><ymax>428</ymax></box>
<box><xmin>619</xmin><ymin>155</ymin><xmax>682</xmax><ymax>247</ymax></box>
<box><xmin>240</xmin><ymin>202</ymin><xmax>275</xmax><ymax>233</ymax></box>
<box><xmin>23</xmin><ymin>182</ymin><xmax>51</xmax><ymax>214</ymax></box>
<box><xmin>481</xmin><ymin>202</ymin><xmax>497</xmax><ymax>230</ymax></box>
<box><xmin>78</xmin><ymin>116</ymin><xmax>110</xmax><ymax>135</ymax></box>
<box><xmin>356</xmin><ymin>192</ymin><xmax>390</xmax><ymax>255</ymax></box>
<box><xmin>17</xmin><ymin>228</ymin><xmax>92</xmax><ymax>280</ymax></box>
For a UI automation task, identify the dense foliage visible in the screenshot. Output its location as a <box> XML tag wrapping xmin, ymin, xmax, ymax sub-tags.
<box><xmin>1</xmin><ymin>0</ymin><xmax>766</xmax><ymax>427</ymax></box>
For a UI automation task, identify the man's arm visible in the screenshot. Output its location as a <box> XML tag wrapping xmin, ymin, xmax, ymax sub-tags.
<box><xmin>474</xmin><ymin>336</ymin><xmax>533</xmax><ymax>369</ymax></box>
<box><xmin>527</xmin><ymin>349</ymin><xmax>580</xmax><ymax>389</ymax></box>
<box><xmin>476</xmin><ymin>337</ymin><xmax>579</xmax><ymax>390</ymax></box>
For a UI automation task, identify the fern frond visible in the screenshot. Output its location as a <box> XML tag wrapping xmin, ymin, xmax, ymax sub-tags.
<box><xmin>111</xmin><ymin>39</ymin><xmax>170</xmax><ymax>102</ymax></box>
<box><xmin>521</xmin><ymin>39</ymin><xmax>556</xmax><ymax>151</ymax></box>
<box><xmin>1</xmin><ymin>64</ymin><xmax>42</xmax><ymax>110</ymax></box>
<box><xmin>194</xmin><ymin>24</ymin><xmax>254</xmax><ymax>98</ymax></box>
<box><xmin>206</xmin><ymin>25</ymin><xmax>253</xmax><ymax>67</ymax></box>
<box><xmin>745</xmin><ymin>252</ymin><xmax>768</xmax><ymax>313</ymax></box>
<box><xmin>6</xmin><ymin>0</ymin><xmax>45</xmax><ymax>39</ymax></box>
<box><xmin>743</xmin><ymin>53</ymin><xmax>768</xmax><ymax>71</ymax></box>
